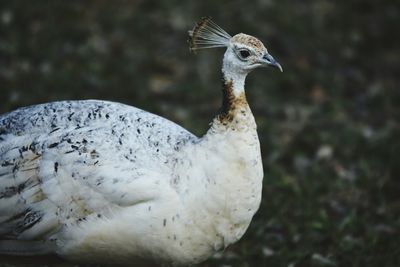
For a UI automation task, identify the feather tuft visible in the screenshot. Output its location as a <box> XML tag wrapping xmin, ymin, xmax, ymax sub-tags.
<box><xmin>188</xmin><ymin>17</ymin><xmax>231</xmax><ymax>51</ymax></box>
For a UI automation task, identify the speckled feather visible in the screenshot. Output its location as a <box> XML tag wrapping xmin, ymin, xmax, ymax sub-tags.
<box><xmin>0</xmin><ymin>101</ymin><xmax>195</xmax><ymax>254</ymax></box>
<box><xmin>0</xmin><ymin>18</ymin><xmax>279</xmax><ymax>266</ymax></box>
<box><xmin>0</xmin><ymin>98</ymin><xmax>262</xmax><ymax>265</ymax></box>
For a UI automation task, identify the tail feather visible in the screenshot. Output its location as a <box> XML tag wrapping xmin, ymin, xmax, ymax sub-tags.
<box><xmin>18</xmin><ymin>211</ymin><xmax>59</xmax><ymax>240</ymax></box>
<box><xmin>0</xmin><ymin>240</ymin><xmax>55</xmax><ymax>255</ymax></box>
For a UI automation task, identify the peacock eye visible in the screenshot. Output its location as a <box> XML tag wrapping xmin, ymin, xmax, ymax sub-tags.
<box><xmin>239</xmin><ymin>49</ymin><xmax>251</xmax><ymax>59</ymax></box>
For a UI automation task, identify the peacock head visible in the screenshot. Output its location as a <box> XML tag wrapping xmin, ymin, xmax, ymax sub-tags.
<box><xmin>189</xmin><ymin>17</ymin><xmax>283</xmax><ymax>75</ymax></box>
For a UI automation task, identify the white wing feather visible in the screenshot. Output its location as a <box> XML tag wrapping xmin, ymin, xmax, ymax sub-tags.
<box><xmin>0</xmin><ymin>100</ymin><xmax>196</xmax><ymax>246</ymax></box>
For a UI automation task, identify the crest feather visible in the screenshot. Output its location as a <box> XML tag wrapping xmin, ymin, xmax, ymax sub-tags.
<box><xmin>188</xmin><ymin>17</ymin><xmax>231</xmax><ymax>51</ymax></box>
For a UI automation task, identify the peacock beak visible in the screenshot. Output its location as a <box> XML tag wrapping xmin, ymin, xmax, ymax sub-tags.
<box><xmin>261</xmin><ymin>53</ymin><xmax>283</xmax><ymax>72</ymax></box>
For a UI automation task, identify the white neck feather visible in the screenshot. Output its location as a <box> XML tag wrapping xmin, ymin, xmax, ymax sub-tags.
<box><xmin>221</xmin><ymin>51</ymin><xmax>248</xmax><ymax>97</ymax></box>
<box><xmin>184</xmin><ymin>50</ymin><xmax>263</xmax><ymax>250</ymax></box>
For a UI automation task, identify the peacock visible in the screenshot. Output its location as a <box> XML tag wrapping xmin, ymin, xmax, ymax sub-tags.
<box><xmin>0</xmin><ymin>17</ymin><xmax>282</xmax><ymax>266</ymax></box>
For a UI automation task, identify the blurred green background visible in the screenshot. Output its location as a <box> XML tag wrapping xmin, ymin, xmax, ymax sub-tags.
<box><xmin>0</xmin><ymin>0</ymin><xmax>399</xmax><ymax>266</ymax></box>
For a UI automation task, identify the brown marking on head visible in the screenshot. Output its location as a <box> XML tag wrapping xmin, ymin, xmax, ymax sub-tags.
<box><xmin>218</xmin><ymin>77</ymin><xmax>248</xmax><ymax>124</ymax></box>
<box><xmin>231</xmin><ymin>33</ymin><xmax>266</xmax><ymax>54</ymax></box>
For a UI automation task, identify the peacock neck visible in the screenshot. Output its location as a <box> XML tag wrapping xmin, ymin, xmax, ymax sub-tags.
<box><xmin>208</xmin><ymin>69</ymin><xmax>256</xmax><ymax>133</ymax></box>
<box><xmin>219</xmin><ymin>72</ymin><xmax>245</xmax><ymax>118</ymax></box>
<box><xmin>192</xmin><ymin>68</ymin><xmax>263</xmax><ymax>250</ymax></box>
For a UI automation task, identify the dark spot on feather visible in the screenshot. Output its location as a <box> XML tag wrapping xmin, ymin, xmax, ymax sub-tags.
<box><xmin>1</xmin><ymin>160</ymin><xmax>12</xmax><ymax>167</ymax></box>
<box><xmin>0</xmin><ymin>184</ymin><xmax>21</xmax><ymax>198</ymax></box>
<box><xmin>90</xmin><ymin>150</ymin><xmax>99</xmax><ymax>159</ymax></box>
<box><xmin>50</xmin><ymin>127</ymin><xmax>60</xmax><ymax>134</ymax></box>
<box><xmin>77</xmin><ymin>217</ymin><xmax>87</xmax><ymax>223</ymax></box>
<box><xmin>18</xmin><ymin>149</ymin><xmax>24</xmax><ymax>158</ymax></box>
<box><xmin>54</xmin><ymin>162</ymin><xmax>59</xmax><ymax>173</ymax></box>
<box><xmin>0</xmin><ymin>127</ymin><xmax>7</xmax><ymax>136</ymax></box>
<box><xmin>48</xmin><ymin>142</ymin><xmax>59</xmax><ymax>148</ymax></box>
<box><xmin>14</xmin><ymin>210</ymin><xmax>43</xmax><ymax>234</ymax></box>
<box><xmin>163</xmin><ymin>219</ymin><xmax>167</xmax><ymax>227</ymax></box>
<box><xmin>67</xmin><ymin>112</ymin><xmax>74</xmax><ymax>121</ymax></box>
<box><xmin>12</xmin><ymin>164</ymin><xmax>19</xmax><ymax>173</ymax></box>
<box><xmin>71</xmin><ymin>145</ymin><xmax>79</xmax><ymax>150</ymax></box>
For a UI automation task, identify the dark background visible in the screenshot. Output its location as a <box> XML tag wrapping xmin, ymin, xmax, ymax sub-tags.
<box><xmin>0</xmin><ymin>1</ymin><xmax>399</xmax><ymax>266</ymax></box>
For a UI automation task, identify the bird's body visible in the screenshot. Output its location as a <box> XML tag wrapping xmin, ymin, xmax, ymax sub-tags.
<box><xmin>0</xmin><ymin>18</ymin><xmax>281</xmax><ymax>266</ymax></box>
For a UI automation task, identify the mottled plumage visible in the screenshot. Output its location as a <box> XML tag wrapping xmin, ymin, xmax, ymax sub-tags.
<box><xmin>0</xmin><ymin>18</ymin><xmax>282</xmax><ymax>266</ymax></box>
